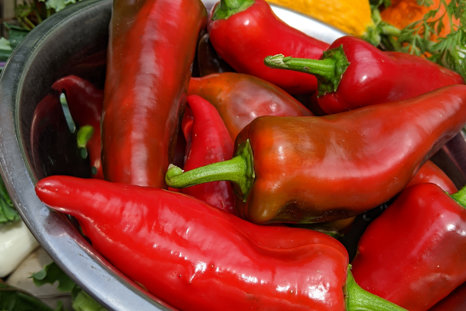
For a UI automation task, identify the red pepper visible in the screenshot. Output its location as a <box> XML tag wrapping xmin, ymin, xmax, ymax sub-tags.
<box><xmin>207</xmin><ymin>0</ymin><xmax>329</xmax><ymax>95</ymax></box>
<box><xmin>102</xmin><ymin>0</ymin><xmax>207</xmax><ymax>187</ymax></box>
<box><xmin>166</xmin><ymin>85</ymin><xmax>466</xmax><ymax>224</ymax></box>
<box><xmin>264</xmin><ymin>36</ymin><xmax>464</xmax><ymax>114</ymax></box>
<box><xmin>181</xmin><ymin>95</ymin><xmax>236</xmax><ymax>213</ymax></box>
<box><xmin>351</xmin><ymin>183</ymin><xmax>466</xmax><ymax>311</ymax></box>
<box><xmin>430</xmin><ymin>282</ymin><xmax>466</xmax><ymax>311</ymax></box>
<box><xmin>188</xmin><ymin>72</ymin><xmax>312</xmax><ymax>138</ymax></box>
<box><xmin>51</xmin><ymin>75</ymin><xmax>104</xmax><ymax>179</ymax></box>
<box><xmin>407</xmin><ymin>160</ymin><xmax>457</xmax><ymax>194</ymax></box>
<box><xmin>35</xmin><ymin>175</ymin><xmax>406</xmax><ymax>311</ymax></box>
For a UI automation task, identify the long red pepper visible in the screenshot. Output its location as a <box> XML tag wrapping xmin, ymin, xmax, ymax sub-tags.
<box><xmin>264</xmin><ymin>36</ymin><xmax>464</xmax><ymax>114</ymax></box>
<box><xmin>207</xmin><ymin>0</ymin><xmax>329</xmax><ymax>95</ymax></box>
<box><xmin>35</xmin><ymin>175</ymin><xmax>406</xmax><ymax>311</ymax></box>
<box><xmin>407</xmin><ymin>160</ymin><xmax>457</xmax><ymax>194</ymax></box>
<box><xmin>188</xmin><ymin>72</ymin><xmax>312</xmax><ymax>138</ymax></box>
<box><xmin>351</xmin><ymin>183</ymin><xmax>466</xmax><ymax>311</ymax></box>
<box><xmin>51</xmin><ymin>75</ymin><xmax>104</xmax><ymax>179</ymax></box>
<box><xmin>181</xmin><ymin>95</ymin><xmax>236</xmax><ymax>213</ymax></box>
<box><xmin>102</xmin><ymin>0</ymin><xmax>207</xmax><ymax>187</ymax></box>
<box><xmin>430</xmin><ymin>282</ymin><xmax>466</xmax><ymax>311</ymax></box>
<box><xmin>166</xmin><ymin>85</ymin><xmax>466</xmax><ymax>224</ymax></box>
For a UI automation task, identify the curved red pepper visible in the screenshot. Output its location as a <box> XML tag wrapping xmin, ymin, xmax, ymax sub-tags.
<box><xmin>351</xmin><ymin>183</ymin><xmax>466</xmax><ymax>311</ymax></box>
<box><xmin>181</xmin><ymin>95</ymin><xmax>236</xmax><ymax>213</ymax></box>
<box><xmin>35</xmin><ymin>175</ymin><xmax>405</xmax><ymax>311</ymax></box>
<box><xmin>430</xmin><ymin>282</ymin><xmax>466</xmax><ymax>311</ymax></box>
<box><xmin>102</xmin><ymin>0</ymin><xmax>207</xmax><ymax>187</ymax></box>
<box><xmin>188</xmin><ymin>72</ymin><xmax>312</xmax><ymax>138</ymax></box>
<box><xmin>407</xmin><ymin>160</ymin><xmax>457</xmax><ymax>194</ymax></box>
<box><xmin>207</xmin><ymin>0</ymin><xmax>329</xmax><ymax>95</ymax></box>
<box><xmin>51</xmin><ymin>75</ymin><xmax>104</xmax><ymax>179</ymax></box>
<box><xmin>166</xmin><ymin>85</ymin><xmax>466</xmax><ymax>224</ymax></box>
<box><xmin>265</xmin><ymin>36</ymin><xmax>464</xmax><ymax>114</ymax></box>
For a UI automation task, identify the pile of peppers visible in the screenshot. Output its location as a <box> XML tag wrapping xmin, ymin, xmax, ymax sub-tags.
<box><xmin>32</xmin><ymin>0</ymin><xmax>466</xmax><ymax>310</ymax></box>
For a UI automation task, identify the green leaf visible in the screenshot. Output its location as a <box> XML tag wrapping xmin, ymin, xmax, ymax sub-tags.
<box><xmin>0</xmin><ymin>177</ymin><xmax>20</xmax><ymax>224</ymax></box>
<box><xmin>0</xmin><ymin>283</ymin><xmax>54</xmax><ymax>311</ymax></box>
<box><xmin>32</xmin><ymin>262</ymin><xmax>108</xmax><ymax>311</ymax></box>
<box><xmin>5</xmin><ymin>23</ymin><xmax>30</xmax><ymax>48</ymax></box>
<box><xmin>72</xmin><ymin>291</ymin><xmax>107</xmax><ymax>311</ymax></box>
<box><xmin>32</xmin><ymin>262</ymin><xmax>76</xmax><ymax>292</ymax></box>
<box><xmin>40</xmin><ymin>0</ymin><xmax>79</xmax><ymax>12</ymax></box>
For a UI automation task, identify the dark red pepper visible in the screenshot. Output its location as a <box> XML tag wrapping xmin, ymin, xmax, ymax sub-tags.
<box><xmin>180</xmin><ymin>95</ymin><xmax>236</xmax><ymax>213</ymax></box>
<box><xmin>188</xmin><ymin>72</ymin><xmax>312</xmax><ymax>138</ymax></box>
<box><xmin>351</xmin><ymin>183</ymin><xmax>466</xmax><ymax>311</ymax></box>
<box><xmin>51</xmin><ymin>75</ymin><xmax>104</xmax><ymax>178</ymax></box>
<box><xmin>35</xmin><ymin>175</ymin><xmax>406</xmax><ymax>311</ymax></box>
<box><xmin>429</xmin><ymin>282</ymin><xmax>466</xmax><ymax>311</ymax></box>
<box><xmin>407</xmin><ymin>160</ymin><xmax>457</xmax><ymax>194</ymax></box>
<box><xmin>166</xmin><ymin>85</ymin><xmax>466</xmax><ymax>224</ymax></box>
<box><xmin>102</xmin><ymin>0</ymin><xmax>207</xmax><ymax>187</ymax></box>
<box><xmin>264</xmin><ymin>36</ymin><xmax>464</xmax><ymax>114</ymax></box>
<box><xmin>207</xmin><ymin>0</ymin><xmax>329</xmax><ymax>95</ymax></box>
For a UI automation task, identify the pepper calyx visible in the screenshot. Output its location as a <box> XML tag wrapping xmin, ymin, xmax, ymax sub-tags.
<box><xmin>263</xmin><ymin>46</ymin><xmax>350</xmax><ymax>96</ymax></box>
<box><xmin>345</xmin><ymin>266</ymin><xmax>407</xmax><ymax>311</ymax></box>
<box><xmin>212</xmin><ymin>0</ymin><xmax>255</xmax><ymax>21</ymax></box>
<box><xmin>450</xmin><ymin>185</ymin><xmax>466</xmax><ymax>209</ymax></box>
<box><xmin>165</xmin><ymin>139</ymin><xmax>255</xmax><ymax>202</ymax></box>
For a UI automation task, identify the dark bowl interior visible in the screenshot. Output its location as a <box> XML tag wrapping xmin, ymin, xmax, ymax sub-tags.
<box><xmin>0</xmin><ymin>0</ymin><xmax>465</xmax><ymax>310</ymax></box>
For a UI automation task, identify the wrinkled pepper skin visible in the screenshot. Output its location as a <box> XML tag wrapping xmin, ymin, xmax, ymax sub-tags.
<box><xmin>236</xmin><ymin>85</ymin><xmax>466</xmax><ymax>223</ymax></box>
<box><xmin>207</xmin><ymin>0</ymin><xmax>329</xmax><ymax>95</ymax></box>
<box><xmin>167</xmin><ymin>85</ymin><xmax>466</xmax><ymax>224</ymax></box>
<box><xmin>35</xmin><ymin>175</ymin><xmax>350</xmax><ymax>311</ymax></box>
<box><xmin>102</xmin><ymin>0</ymin><xmax>207</xmax><ymax>187</ymax></box>
<box><xmin>407</xmin><ymin>160</ymin><xmax>457</xmax><ymax>194</ymax></box>
<box><xmin>188</xmin><ymin>72</ymin><xmax>312</xmax><ymax>138</ymax></box>
<box><xmin>181</xmin><ymin>95</ymin><xmax>236</xmax><ymax>213</ymax></box>
<box><xmin>265</xmin><ymin>36</ymin><xmax>464</xmax><ymax>114</ymax></box>
<box><xmin>51</xmin><ymin>75</ymin><xmax>104</xmax><ymax>178</ymax></box>
<box><xmin>351</xmin><ymin>183</ymin><xmax>466</xmax><ymax>311</ymax></box>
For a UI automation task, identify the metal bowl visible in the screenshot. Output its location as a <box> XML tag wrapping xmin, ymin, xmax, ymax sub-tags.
<box><xmin>0</xmin><ymin>0</ymin><xmax>464</xmax><ymax>310</ymax></box>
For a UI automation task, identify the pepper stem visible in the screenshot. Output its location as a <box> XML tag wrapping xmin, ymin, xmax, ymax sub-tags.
<box><xmin>345</xmin><ymin>268</ymin><xmax>407</xmax><ymax>311</ymax></box>
<box><xmin>264</xmin><ymin>45</ymin><xmax>350</xmax><ymax>96</ymax></box>
<box><xmin>450</xmin><ymin>185</ymin><xmax>466</xmax><ymax>208</ymax></box>
<box><xmin>165</xmin><ymin>140</ymin><xmax>255</xmax><ymax>201</ymax></box>
<box><xmin>212</xmin><ymin>0</ymin><xmax>255</xmax><ymax>20</ymax></box>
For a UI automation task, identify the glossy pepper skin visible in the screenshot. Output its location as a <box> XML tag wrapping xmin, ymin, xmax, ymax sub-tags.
<box><xmin>188</xmin><ymin>72</ymin><xmax>312</xmax><ymax>138</ymax></box>
<box><xmin>181</xmin><ymin>95</ymin><xmax>236</xmax><ymax>213</ymax></box>
<box><xmin>351</xmin><ymin>183</ymin><xmax>466</xmax><ymax>311</ymax></box>
<box><xmin>35</xmin><ymin>175</ymin><xmax>403</xmax><ymax>311</ymax></box>
<box><xmin>265</xmin><ymin>36</ymin><xmax>464</xmax><ymax>114</ymax></box>
<box><xmin>407</xmin><ymin>160</ymin><xmax>457</xmax><ymax>194</ymax></box>
<box><xmin>102</xmin><ymin>0</ymin><xmax>207</xmax><ymax>187</ymax></box>
<box><xmin>207</xmin><ymin>0</ymin><xmax>329</xmax><ymax>95</ymax></box>
<box><xmin>51</xmin><ymin>75</ymin><xmax>104</xmax><ymax>179</ymax></box>
<box><xmin>166</xmin><ymin>85</ymin><xmax>466</xmax><ymax>224</ymax></box>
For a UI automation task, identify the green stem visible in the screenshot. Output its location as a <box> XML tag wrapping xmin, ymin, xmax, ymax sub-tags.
<box><xmin>165</xmin><ymin>140</ymin><xmax>255</xmax><ymax>201</ymax></box>
<box><xmin>212</xmin><ymin>0</ymin><xmax>255</xmax><ymax>20</ymax></box>
<box><xmin>450</xmin><ymin>185</ymin><xmax>466</xmax><ymax>208</ymax></box>
<box><xmin>345</xmin><ymin>268</ymin><xmax>407</xmax><ymax>311</ymax></box>
<box><xmin>264</xmin><ymin>46</ymin><xmax>350</xmax><ymax>96</ymax></box>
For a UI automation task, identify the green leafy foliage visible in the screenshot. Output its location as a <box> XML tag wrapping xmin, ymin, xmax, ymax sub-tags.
<box><xmin>32</xmin><ymin>262</ymin><xmax>107</xmax><ymax>311</ymax></box>
<box><xmin>0</xmin><ymin>283</ymin><xmax>56</xmax><ymax>311</ymax></box>
<box><xmin>0</xmin><ymin>177</ymin><xmax>19</xmax><ymax>224</ymax></box>
<box><xmin>376</xmin><ymin>0</ymin><xmax>466</xmax><ymax>80</ymax></box>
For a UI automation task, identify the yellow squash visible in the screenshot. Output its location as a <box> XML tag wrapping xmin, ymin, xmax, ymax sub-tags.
<box><xmin>266</xmin><ymin>0</ymin><xmax>374</xmax><ymax>37</ymax></box>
